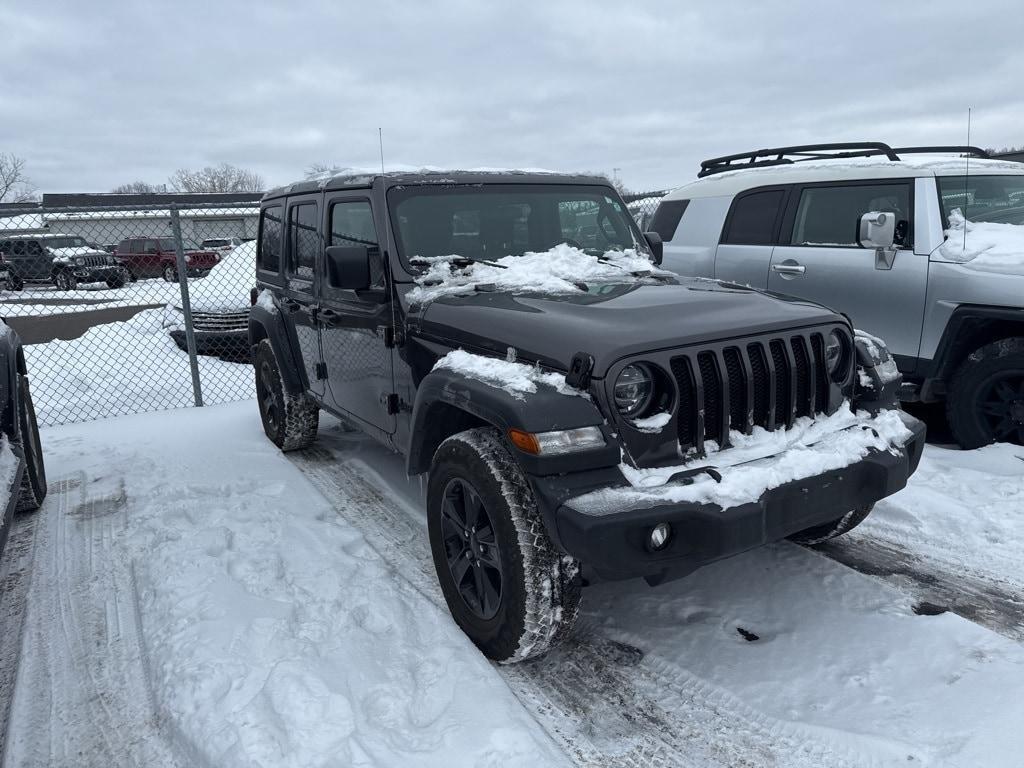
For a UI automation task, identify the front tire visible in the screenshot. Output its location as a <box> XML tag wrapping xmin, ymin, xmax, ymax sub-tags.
<box><xmin>14</xmin><ymin>375</ymin><xmax>46</xmax><ymax>512</ymax></box>
<box><xmin>162</xmin><ymin>265</ymin><xmax>177</xmax><ymax>282</ymax></box>
<box><xmin>53</xmin><ymin>271</ymin><xmax>76</xmax><ymax>291</ymax></box>
<box><xmin>428</xmin><ymin>427</ymin><xmax>581</xmax><ymax>663</ymax></box>
<box><xmin>253</xmin><ymin>339</ymin><xmax>318</xmax><ymax>451</ymax></box>
<box><xmin>947</xmin><ymin>338</ymin><xmax>1024</xmax><ymax>447</ymax></box>
<box><xmin>106</xmin><ymin>271</ymin><xmax>126</xmax><ymax>289</ymax></box>
<box><xmin>789</xmin><ymin>504</ymin><xmax>874</xmax><ymax>546</ymax></box>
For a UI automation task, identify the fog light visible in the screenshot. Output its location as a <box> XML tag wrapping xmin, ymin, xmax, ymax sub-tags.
<box><xmin>649</xmin><ymin>522</ymin><xmax>672</xmax><ymax>551</ymax></box>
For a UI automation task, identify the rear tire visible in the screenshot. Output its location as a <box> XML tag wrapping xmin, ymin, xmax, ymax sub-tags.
<box><xmin>5</xmin><ymin>275</ymin><xmax>22</xmax><ymax>292</ymax></box>
<box><xmin>946</xmin><ymin>338</ymin><xmax>1024</xmax><ymax>448</ymax></box>
<box><xmin>162</xmin><ymin>264</ymin><xmax>177</xmax><ymax>282</ymax></box>
<box><xmin>254</xmin><ymin>339</ymin><xmax>318</xmax><ymax>451</ymax></box>
<box><xmin>53</xmin><ymin>271</ymin><xmax>76</xmax><ymax>291</ymax></box>
<box><xmin>14</xmin><ymin>375</ymin><xmax>46</xmax><ymax>513</ymax></box>
<box><xmin>789</xmin><ymin>504</ymin><xmax>874</xmax><ymax>545</ymax></box>
<box><xmin>428</xmin><ymin>427</ymin><xmax>581</xmax><ymax>663</ymax></box>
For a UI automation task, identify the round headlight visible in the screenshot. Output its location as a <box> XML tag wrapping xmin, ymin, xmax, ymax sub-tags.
<box><xmin>825</xmin><ymin>330</ymin><xmax>847</xmax><ymax>378</ymax></box>
<box><xmin>75</xmin><ymin>257</ymin><xmax>85</xmax><ymax>266</ymax></box>
<box><xmin>614</xmin><ymin>364</ymin><xmax>654</xmax><ymax>417</ymax></box>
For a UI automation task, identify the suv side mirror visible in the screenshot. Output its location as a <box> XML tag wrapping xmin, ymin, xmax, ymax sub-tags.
<box><xmin>326</xmin><ymin>245</ymin><xmax>371</xmax><ymax>290</ymax></box>
<box><xmin>643</xmin><ymin>231</ymin><xmax>664</xmax><ymax>265</ymax></box>
<box><xmin>858</xmin><ymin>211</ymin><xmax>895</xmax><ymax>250</ymax></box>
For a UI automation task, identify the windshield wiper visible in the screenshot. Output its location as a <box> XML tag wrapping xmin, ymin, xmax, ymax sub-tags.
<box><xmin>409</xmin><ymin>255</ymin><xmax>507</xmax><ymax>269</ymax></box>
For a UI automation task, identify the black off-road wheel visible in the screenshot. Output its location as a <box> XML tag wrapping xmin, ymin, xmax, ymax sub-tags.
<box><xmin>947</xmin><ymin>338</ymin><xmax>1024</xmax><ymax>448</ymax></box>
<box><xmin>106</xmin><ymin>271</ymin><xmax>127</xmax><ymax>289</ymax></box>
<box><xmin>254</xmin><ymin>339</ymin><xmax>318</xmax><ymax>451</ymax></box>
<box><xmin>428</xmin><ymin>427</ymin><xmax>581</xmax><ymax>663</ymax></box>
<box><xmin>162</xmin><ymin>264</ymin><xmax>177</xmax><ymax>282</ymax></box>
<box><xmin>5</xmin><ymin>275</ymin><xmax>23</xmax><ymax>292</ymax></box>
<box><xmin>53</xmin><ymin>271</ymin><xmax>76</xmax><ymax>291</ymax></box>
<box><xmin>789</xmin><ymin>504</ymin><xmax>874</xmax><ymax>546</ymax></box>
<box><xmin>14</xmin><ymin>375</ymin><xmax>46</xmax><ymax>512</ymax></box>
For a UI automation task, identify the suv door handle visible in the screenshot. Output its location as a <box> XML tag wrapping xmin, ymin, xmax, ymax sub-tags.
<box><xmin>319</xmin><ymin>308</ymin><xmax>340</xmax><ymax>322</ymax></box>
<box><xmin>771</xmin><ymin>263</ymin><xmax>806</xmax><ymax>275</ymax></box>
<box><xmin>281</xmin><ymin>297</ymin><xmax>302</xmax><ymax>312</ymax></box>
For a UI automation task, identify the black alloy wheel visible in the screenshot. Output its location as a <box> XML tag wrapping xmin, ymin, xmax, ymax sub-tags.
<box><xmin>977</xmin><ymin>371</ymin><xmax>1024</xmax><ymax>444</ymax></box>
<box><xmin>440</xmin><ymin>477</ymin><xmax>502</xmax><ymax>620</ymax></box>
<box><xmin>257</xmin><ymin>357</ymin><xmax>282</xmax><ymax>436</ymax></box>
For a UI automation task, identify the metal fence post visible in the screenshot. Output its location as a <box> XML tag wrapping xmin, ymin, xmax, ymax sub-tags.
<box><xmin>170</xmin><ymin>205</ymin><xmax>204</xmax><ymax>407</ymax></box>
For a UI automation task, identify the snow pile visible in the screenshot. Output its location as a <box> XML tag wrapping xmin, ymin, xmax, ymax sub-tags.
<box><xmin>255</xmin><ymin>288</ymin><xmax>277</xmax><ymax>313</ymax></box>
<box><xmin>409</xmin><ymin>244</ymin><xmax>670</xmax><ymax>304</ymax></box>
<box><xmin>433</xmin><ymin>348</ymin><xmax>584</xmax><ymax>398</ymax></box>
<box><xmin>23</xmin><ymin>308</ymin><xmax>253</xmax><ymax>425</ymax></box>
<box><xmin>45</xmin><ymin>246</ymin><xmax>110</xmax><ymax>260</ymax></box>
<box><xmin>854</xmin><ymin>329</ymin><xmax>900</xmax><ymax>384</ymax></box>
<box><xmin>935</xmin><ymin>210</ymin><xmax>1024</xmax><ymax>274</ymax></box>
<box><xmin>631</xmin><ymin>411</ymin><xmax>671</xmax><ymax>432</ymax></box>
<box><xmin>184</xmin><ymin>240</ymin><xmax>255</xmax><ymax>313</ymax></box>
<box><xmin>0</xmin><ymin>436</ymin><xmax>19</xmax><ymax>511</ymax></box>
<box><xmin>574</xmin><ymin>405</ymin><xmax>912</xmax><ymax>512</ymax></box>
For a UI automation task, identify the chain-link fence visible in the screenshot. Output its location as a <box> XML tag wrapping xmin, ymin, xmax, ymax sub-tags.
<box><xmin>623</xmin><ymin>191</ymin><xmax>668</xmax><ymax>232</ymax></box>
<box><xmin>0</xmin><ymin>201</ymin><xmax>259</xmax><ymax>426</ymax></box>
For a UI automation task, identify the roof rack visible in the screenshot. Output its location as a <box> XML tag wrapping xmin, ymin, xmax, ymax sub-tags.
<box><xmin>891</xmin><ymin>146</ymin><xmax>990</xmax><ymax>158</ymax></box>
<box><xmin>698</xmin><ymin>143</ymin><xmax>992</xmax><ymax>178</ymax></box>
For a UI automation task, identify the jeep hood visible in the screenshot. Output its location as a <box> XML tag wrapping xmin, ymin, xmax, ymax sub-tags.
<box><xmin>412</xmin><ymin>280</ymin><xmax>843</xmax><ymax>378</ymax></box>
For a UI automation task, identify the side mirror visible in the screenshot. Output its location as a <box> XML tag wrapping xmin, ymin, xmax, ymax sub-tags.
<box><xmin>643</xmin><ymin>231</ymin><xmax>664</xmax><ymax>265</ymax></box>
<box><xmin>858</xmin><ymin>211</ymin><xmax>895</xmax><ymax>250</ymax></box>
<box><xmin>326</xmin><ymin>244</ymin><xmax>371</xmax><ymax>290</ymax></box>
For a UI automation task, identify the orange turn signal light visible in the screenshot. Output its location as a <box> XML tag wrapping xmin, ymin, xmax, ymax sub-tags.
<box><xmin>508</xmin><ymin>428</ymin><xmax>541</xmax><ymax>455</ymax></box>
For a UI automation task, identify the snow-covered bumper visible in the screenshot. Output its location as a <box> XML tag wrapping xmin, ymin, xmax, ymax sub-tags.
<box><xmin>543</xmin><ymin>410</ymin><xmax>926</xmax><ymax>583</ymax></box>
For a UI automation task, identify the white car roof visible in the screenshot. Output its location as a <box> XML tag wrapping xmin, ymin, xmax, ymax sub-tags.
<box><xmin>664</xmin><ymin>155</ymin><xmax>1024</xmax><ymax>201</ymax></box>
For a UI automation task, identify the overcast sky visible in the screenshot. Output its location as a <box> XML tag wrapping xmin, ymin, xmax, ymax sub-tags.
<box><xmin>3</xmin><ymin>0</ymin><xmax>1023</xmax><ymax>194</ymax></box>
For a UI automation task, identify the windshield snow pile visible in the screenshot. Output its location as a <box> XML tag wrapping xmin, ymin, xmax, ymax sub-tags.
<box><xmin>433</xmin><ymin>349</ymin><xmax>584</xmax><ymax>399</ymax></box>
<box><xmin>409</xmin><ymin>243</ymin><xmax>670</xmax><ymax>304</ymax></box>
<box><xmin>936</xmin><ymin>210</ymin><xmax>1024</xmax><ymax>274</ymax></box>
<box><xmin>184</xmin><ymin>240</ymin><xmax>255</xmax><ymax>312</ymax></box>
<box><xmin>572</xmin><ymin>404</ymin><xmax>912</xmax><ymax>513</ymax></box>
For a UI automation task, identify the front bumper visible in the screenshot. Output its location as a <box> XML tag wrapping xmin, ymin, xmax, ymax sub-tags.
<box><xmin>547</xmin><ymin>412</ymin><xmax>926</xmax><ymax>583</ymax></box>
<box><xmin>69</xmin><ymin>265</ymin><xmax>123</xmax><ymax>283</ymax></box>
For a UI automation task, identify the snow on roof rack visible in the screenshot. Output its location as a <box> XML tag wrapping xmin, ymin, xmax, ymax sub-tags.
<box><xmin>697</xmin><ymin>143</ymin><xmax>993</xmax><ymax>178</ymax></box>
<box><xmin>698</xmin><ymin>143</ymin><xmax>900</xmax><ymax>178</ymax></box>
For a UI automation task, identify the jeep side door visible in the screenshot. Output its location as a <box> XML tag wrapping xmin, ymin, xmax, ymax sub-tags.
<box><xmin>282</xmin><ymin>195</ymin><xmax>327</xmax><ymax>399</ymax></box>
<box><xmin>766</xmin><ymin>179</ymin><xmax>928</xmax><ymax>370</ymax></box>
<box><xmin>318</xmin><ymin>194</ymin><xmax>396</xmax><ymax>434</ymax></box>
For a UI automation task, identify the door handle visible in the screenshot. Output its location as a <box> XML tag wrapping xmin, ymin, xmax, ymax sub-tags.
<box><xmin>771</xmin><ymin>263</ymin><xmax>806</xmax><ymax>275</ymax></box>
<box><xmin>319</xmin><ymin>308</ymin><xmax>340</xmax><ymax>322</ymax></box>
<box><xmin>281</xmin><ymin>298</ymin><xmax>302</xmax><ymax>312</ymax></box>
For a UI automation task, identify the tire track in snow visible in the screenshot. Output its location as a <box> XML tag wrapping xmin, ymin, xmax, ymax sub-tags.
<box><xmin>3</xmin><ymin>473</ymin><xmax>186</xmax><ymax>768</ymax></box>
<box><xmin>290</xmin><ymin>442</ymin><xmax>870</xmax><ymax>768</ymax></box>
<box><xmin>815</xmin><ymin>537</ymin><xmax>1024</xmax><ymax>643</ymax></box>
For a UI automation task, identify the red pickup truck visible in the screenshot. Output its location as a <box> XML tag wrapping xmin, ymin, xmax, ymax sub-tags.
<box><xmin>114</xmin><ymin>237</ymin><xmax>220</xmax><ymax>282</ymax></box>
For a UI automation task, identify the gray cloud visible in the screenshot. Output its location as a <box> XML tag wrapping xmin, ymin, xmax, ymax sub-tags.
<box><xmin>2</xmin><ymin>0</ymin><xmax>1022</xmax><ymax>194</ymax></box>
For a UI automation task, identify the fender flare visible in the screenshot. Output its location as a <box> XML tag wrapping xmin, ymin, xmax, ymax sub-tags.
<box><xmin>0</xmin><ymin>322</ymin><xmax>23</xmax><ymax>440</ymax></box>
<box><xmin>248</xmin><ymin>302</ymin><xmax>308</xmax><ymax>395</ymax></box>
<box><xmin>405</xmin><ymin>368</ymin><xmax>616</xmax><ymax>477</ymax></box>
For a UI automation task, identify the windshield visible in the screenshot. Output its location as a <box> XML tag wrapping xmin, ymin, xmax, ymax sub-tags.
<box><xmin>937</xmin><ymin>175</ymin><xmax>1024</xmax><ymax>226</ymax></box>
<box><xmin>203</xmin><ymin>239</ymin><xmax>230</xmax><ymax>247</ymax></box>
<box><xmin>388</xmin><ymin>184</ymin><xmax>648</xmax><ymax>268</ymax></box>
<box><xmin>45</xmin><ymin>236</ymin><xmax>89</xmax><ymax>249</ymax></box>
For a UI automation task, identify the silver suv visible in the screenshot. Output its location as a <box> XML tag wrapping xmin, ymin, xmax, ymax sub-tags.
<box><xmin>651</xmin><ymin>143</ymin><xmax>1024</xmax><ymax>448</ymax></box>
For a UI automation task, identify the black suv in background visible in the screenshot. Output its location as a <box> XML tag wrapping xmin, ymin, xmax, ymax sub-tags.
<box><xmin>0</xmin><ymin>234</ymin><xmax>126</xmax><ymax>290</ymax></box>
<box><xmin>249</xmin><ymin>170</ymin><xmax>926</xmax><ymax>662</ymax></box>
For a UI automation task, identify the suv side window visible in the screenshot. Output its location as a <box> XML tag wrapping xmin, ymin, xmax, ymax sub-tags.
<box><xmin>789</xmin><ymin>182</ymin><xmax>912</xmax><ymax>248</ymax></box>
<box><xmin>259</xmin><ymin>205</ymin><xmax>284</xmax><ymax>273</ymax></box>
<box><xmin>721</xmin><ymin>189</ymin><xmax>786</xmax><ymax>245</ymax></box>
<box><xmin>329</xmin><ymin>200</ymin><xmax>382</xmax><ymax>286</ymax></box>
<box><xmin>117</xmin><ymin>239</ymin><xmax>130</xmax><ymax>253</ymax></box>
<box><xmin>649</xmin><ymin>199</ymin><xmax>689</xmax><ymax>241</ymax></box>
<box><xmin>287</xmin><ymin>202</ymin><xmax>319</xmax><ymax>280</ymax></box>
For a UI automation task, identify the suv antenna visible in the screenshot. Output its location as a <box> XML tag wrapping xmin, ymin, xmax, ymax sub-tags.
<box><xmin>963</xmin><ymin>108</ymin><xmax>972</xmax><ymax>251</ymax></box>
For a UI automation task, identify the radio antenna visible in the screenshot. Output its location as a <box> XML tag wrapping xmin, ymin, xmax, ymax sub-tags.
<box><xmin>963</xmin><ymin>107</ymin><xmax>972</xmax><ymax>251</ymax></box>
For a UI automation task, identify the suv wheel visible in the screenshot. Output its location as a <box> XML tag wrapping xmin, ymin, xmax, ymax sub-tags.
<box><xmin>162</xmin><ymin>265</ymin><xmax>177</xmax><ymax>282</ymax></box>
<box><xmin>14</xmin><ymin>374</ymin><xmax>46</xmax><ymax>512</ymax></box>
<box><xmin>947</xmin><ymin>338</ymin><xmax>1024</xmax><ymax>448</ymax></box>
<box><xmin>789</xmin><ymin>504</ymin><xmax>874</xmax><ymax>545</ymax></box>
<box><xmin>254</xmin><ymin>339</ymin><xmax>319</xmax><ymax>451</ymax></box>
<box><xmin>427</xmin><ymin>427</ymin><xmax>581</xmax><ymax>663</ymax></box>
<box><xmin>5</xmin><ymin>275</ymin><xmax>23</xmax><ymax>292</ymax></box>
<box><xmin>54</xmin><ymin>271</ymin><xmax>76</xmax><ymax>291</ymax></box>
<box><xmin>106</xmin><ymin>271</ymin><xmax>126</xmax><ymax>289</ymax></box>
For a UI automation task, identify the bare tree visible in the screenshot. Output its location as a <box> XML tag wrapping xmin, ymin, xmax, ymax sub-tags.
<box><xmin>305</xmin><ymin>162</ymin><xmax>340</xmax><ymax>179</ymax></box>
<box><xmin>111</xmin><ymin>180</ymin><xmax>170</xmax><ymax>194</ymax></box>
<box><xmin>169</xmin><ymin>163</ymin><xmax>264</xmax><ymax>193</ymax></box>
<box><xmin>0</xmin><ymin>153</ymin><xmax>38</xmax><ymax>203</ymax></box>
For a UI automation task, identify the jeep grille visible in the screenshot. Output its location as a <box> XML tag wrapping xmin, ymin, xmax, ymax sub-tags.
<box><xmin>670</xmin><ymin>331</ymin><xmax>842</xmax><ymax>454</ymax></box>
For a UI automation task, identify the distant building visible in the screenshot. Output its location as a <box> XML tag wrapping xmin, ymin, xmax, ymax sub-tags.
<box><xmin>0</xmin><ymin>192</ymin><xmax>263</xmax><ymax>242</ymax></box>
<box><xmin>992</xmin><ymin>150</ymin><xmax>1024</xmax><ymax>163</ymax></box>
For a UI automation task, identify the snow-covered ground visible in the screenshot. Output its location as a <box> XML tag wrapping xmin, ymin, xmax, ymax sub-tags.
<box><xmin>0</xmin><ymin>280</ymin><xmax>184</xmax><ymax>316</ymax></box>
<box><xmin>3</xmin><ymin>402</ymin><xmax>1024</xmax><ymax>767</ymax></box>
<box><xmin>24</xmin><ymin>308</ymin><xmax>253</xmax><ymax>426</ymax></box>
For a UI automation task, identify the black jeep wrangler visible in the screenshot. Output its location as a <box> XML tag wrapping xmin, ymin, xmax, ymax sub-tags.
<box><xmin>249</xmin><ymin>171</ymin><xmax>926</xmax><ymax>662</ymax></box>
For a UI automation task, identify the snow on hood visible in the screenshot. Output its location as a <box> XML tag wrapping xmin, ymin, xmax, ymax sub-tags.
<box><xmin>433</xmin><ymin>349</ymin><xmax>586</xmax><ymax>398</ymax></box>
<box><xmin>935</xmin><ymin>210</ymin><xmax>1024</xmax><ymax>275</ymax></box>
<box><xmin>408</xmin><ymin>244</ymin><xmax>672</xmax><ymax>304</ymax></box>
<box><xmin>183</xmin><ymin>240</ymin><xmax>255</xmax><ymax>313</ymax></box>
<box><xmin>46</xmin><ymin>246</ymin><xmax>109</xmax><ymax>259</ymax></box>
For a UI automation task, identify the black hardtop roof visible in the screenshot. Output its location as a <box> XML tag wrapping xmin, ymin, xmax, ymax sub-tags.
<box><xmin>263</xmin><ymin>169</ymin><xmax>613</xmax><ymax>202</ymax></box>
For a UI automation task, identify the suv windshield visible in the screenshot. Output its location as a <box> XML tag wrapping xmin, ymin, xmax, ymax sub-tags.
<box><xmin>937</xmin><ymin>175</ymin><xmax>1024</xmax><ymax>226</ymax></box>
<box><xmin>203</xmin><ymin>239</ymin><xmax>230</xmax><ymax>247</ymax></box>
<box><xmin>388</xmin><ymin>184</ymin><xmax>647</xmax><ymax>268</ymax></box>
<box><xmin>45</xmin><ymin>236</ymin><xmax>89</xmax><ymax>249</ymax></box>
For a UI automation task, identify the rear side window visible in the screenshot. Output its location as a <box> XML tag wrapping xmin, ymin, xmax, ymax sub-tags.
<box><xmin>288</xmin><ymin>202</ymin><xmax>319</xmax><ymax>280</ymax></box>
<box><xmin>649</xmin><ymin>199</ymin><xmax>689</xmax><ymax>241</ymax></box>
<box><xmin>790</xmin><ymin>183</ymin><xmax>911</xmax><ymax>247</ymax></box>
<box><xmin>722</xmin><ymin>189</ymin><xmax>786</xmax><ymax>245</ymax></box>
<box><xmin>259</xmin><ymin>205</ymin><xmax>284</xmax><ymax>272</ymax></box>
